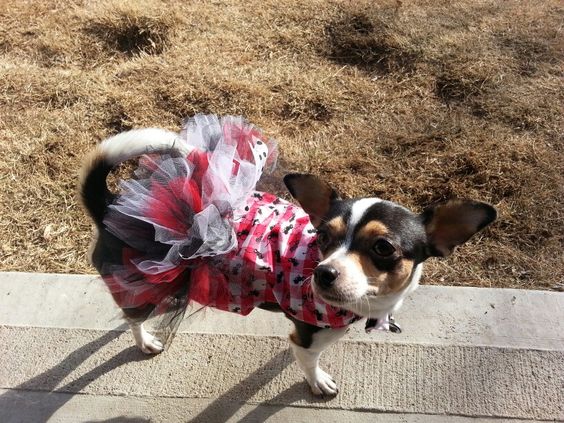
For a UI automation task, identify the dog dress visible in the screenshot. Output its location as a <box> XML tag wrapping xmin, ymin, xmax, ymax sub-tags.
<box><xmin>102</xmin><ymin>115</ymin><xmax>362</xmax><ymax>334</ymax></box>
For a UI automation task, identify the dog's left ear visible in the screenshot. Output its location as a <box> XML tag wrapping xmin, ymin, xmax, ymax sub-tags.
<box><xmin>284</xmin><ymin>173</ymin><xmax>339</xmax><ymax>227</ymax></box>
<box><xmin>421</xmin><ymin>200</ymin><xmax>497</xmax><ymax>257</ymax></box>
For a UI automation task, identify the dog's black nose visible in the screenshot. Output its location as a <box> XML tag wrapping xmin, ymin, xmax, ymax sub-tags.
<box><xmin>314</xmin><ymin>265</ymin><xmax>340</xmax><ymax>289</ymax></box>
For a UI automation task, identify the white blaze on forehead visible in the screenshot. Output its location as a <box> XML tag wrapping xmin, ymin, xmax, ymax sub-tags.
<box><xmin>319</xmin><ymin>197</ymin><xmax>382</xmax><ymax>266</ymax></box>
<box><xmin>346</xmin><ymin>198</ymin><xmax>382</xmax><ymax>247</ymax></box>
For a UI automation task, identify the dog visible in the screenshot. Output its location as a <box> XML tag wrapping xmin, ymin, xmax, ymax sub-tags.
<box><xmin>80</xmin><ymin>124</ymin><xmax>496</xmax><ymax>396</ymax></box>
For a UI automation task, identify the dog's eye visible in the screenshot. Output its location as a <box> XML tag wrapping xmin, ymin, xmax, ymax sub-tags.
<box><xmin>373</xmin><ymin>239</ymin><xmax>396</xmax><ymax>257</ymax></box>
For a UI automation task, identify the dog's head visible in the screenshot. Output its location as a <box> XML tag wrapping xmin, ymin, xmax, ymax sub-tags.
<box><xmin>284</xmin><ymin>173</ymin><xmax>496</xmax><ymax>315</ymax></box>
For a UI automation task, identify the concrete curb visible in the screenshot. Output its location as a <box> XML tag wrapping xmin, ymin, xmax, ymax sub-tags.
<box><xmin>0</xmin><ymin>389</ymin><xmax>546</xmax><ymax>423</ymax></box>
<box><xmin>1</xmin><ymin>272</ymin><xmax>563</xmax><ymax>422</ymax></box>
<box><xmin>1</xmin><ymin>272</ymin><xmax>563</xmax><ymax>349</ymax></box>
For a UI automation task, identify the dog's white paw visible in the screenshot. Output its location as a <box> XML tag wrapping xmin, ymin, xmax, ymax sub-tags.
<box><xmin>138</xmin><ymin>333</ymin><xmax>164</xmax><ymax>354</ymax></box>
<box><xmin>132</xmin><ymin>326</ymin><xmax>164</xmax><ymax>354</ymax></box>
<box><xmin>308</xmin><ymin>368</ymin><xmax>338</xmax><ymax>396</ymax></box>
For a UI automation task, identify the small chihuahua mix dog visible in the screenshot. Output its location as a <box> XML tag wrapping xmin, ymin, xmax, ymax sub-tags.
<box><xmin>80</xmin><ymin>123</ymin><xmax>496</xmax><ymax>396</ymax></box>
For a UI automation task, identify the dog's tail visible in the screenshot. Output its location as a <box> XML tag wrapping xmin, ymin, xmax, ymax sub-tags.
<box><xmin>79</xmin><ymin>128</ymin><xmax>191</xmax><ymax>226</ymax></box>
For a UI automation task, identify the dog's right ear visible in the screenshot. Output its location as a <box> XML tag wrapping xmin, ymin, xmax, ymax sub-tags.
<box><xmin>283</xmin><ymin>173</ymin><xmax>339</xmax><ymax>227</ymax></box>
<box><xmin>421</xmin><ymin>199</ymin><xmax>497</xmax><ymax>257</ymax></box>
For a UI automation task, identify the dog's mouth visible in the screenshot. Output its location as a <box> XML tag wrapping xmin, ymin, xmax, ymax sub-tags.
<box><xmin>311</xmin><ymin>280</ymin><xmax>360</xmax><ymax>306</ymax></box>
<box><xmin>312</xmin><ymin>276</ymin><xmax>386</xmax><ymax>310</ymax></box>
<box><xmin>316</xmin><ymin>288</ymin><xmax>392</xmax><ymax>318</ymax></box>
<box><xmin>315</xmin><ymin>291</ymin><xmax>343</xmax><ymax>304</ymax></box>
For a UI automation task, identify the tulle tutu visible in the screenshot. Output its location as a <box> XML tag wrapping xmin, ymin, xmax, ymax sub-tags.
<box><xmin>106</xmin><ymin>115</ymin><xmax>276</xmax><ymax>273</ymax></box>
<box><xmin>102</xmin><ymin>115</ymin><xmax>276</xmax><ymax>307</ymax></box>
<box><xmin>101</xmin><ymin>114</ymin><xmax>360</xmax><ymax>341</ymax></box>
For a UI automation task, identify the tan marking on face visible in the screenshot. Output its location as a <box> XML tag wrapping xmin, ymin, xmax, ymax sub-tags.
<box><xmin>346</xmin><ymin>253</ymin><xmax>414</xmax><ymax>294</ymax></box>
<box><xmin>325</xmin><ymin>217</ymin><xmax>346</xmax><ymax>238</ymax></box>
<box><xmin>385</xmin><ymin>259</ymin><xmax>414</xmax><ymax>293</ymax></box>
<box><xmin>347</xmin><ymin>252</ymin><xmax>384</xmax><ymax>285</ymax></box>
<box><xmin>356</xmin><ymin>220</ymin><xmax>388</xmax><ymax>241</ymax></box>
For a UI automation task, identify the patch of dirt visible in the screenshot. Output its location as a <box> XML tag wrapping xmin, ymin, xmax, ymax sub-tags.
<box><xmin>105</xmin><ymin>102</ymin><xmax>134</xmax><ymax>134</ymax></box>
<box><xmin>280</xmin><ymin>98</ymin><xmax>332</xmax><ymax>124</ymax></box>
<box><xmin>85</xmin><ymin>13</ymin><xmax>174</xmax><ymax>57</ymax></box>
<box><xmin>496</xmin><ymin>32</ymin><xmax>560</xmax><ymax>76</ymax></box>
<box><xmin>435</xmin><ymin>75</ymin><xmax>489</xmax><ymax>104</ymax></box>
<box><xmin>325</xmin><ymin>12</ymin><xmax>419</xmax><ymax>75</ymax></box>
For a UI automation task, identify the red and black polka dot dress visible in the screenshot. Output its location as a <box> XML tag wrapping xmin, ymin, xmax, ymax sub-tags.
<box><xmin>102</xmin><ymin>115</ymin><xmax>360</xmax><ymax>329</ymax></box>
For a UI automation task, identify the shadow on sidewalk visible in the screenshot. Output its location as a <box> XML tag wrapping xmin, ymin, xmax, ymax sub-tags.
<box><xmin>189</xmin><ymin>348</ymin><xmax>334</xmax><ymax>423</ymax></box>
<box><xmin>0</xmin><ymin>325</ymin><xmax>151</xmax><ymax>422</ymax></box>
<box><xmin>2</xmin><ymin>328</ymin><xmax>337</xmax><ymax>422</ymax></box>
<box><xmin>188</xmin><ymin>349</ymin><xmax>292</xmax><ymax>423</ymax></box>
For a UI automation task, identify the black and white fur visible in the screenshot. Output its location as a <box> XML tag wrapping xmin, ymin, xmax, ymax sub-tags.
<box><xmin>80</xmin><ymin>128</ymin><xmax>496</xmax><ymax>396</ymax></box>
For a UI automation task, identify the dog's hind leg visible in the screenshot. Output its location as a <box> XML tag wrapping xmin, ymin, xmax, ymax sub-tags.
<box><xmin>130</xmin><ymin>321</ymin><xmax>164</xmax><ymax>354</ymax></box>
<box><xmin>123</xmin><ymin>305</ymin><xmax>164</xmax><ymax>355</ymax></box>
<box><xmin>288</xmin><ymin>319</ymin><xmax>347</xmax><ymax>396</ymax></box>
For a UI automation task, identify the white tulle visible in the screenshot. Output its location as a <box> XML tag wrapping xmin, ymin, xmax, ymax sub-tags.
<box><xmin>104</xmin><ymin>115</ymin><xmax>277</xmax><ymax>276</ymax></box>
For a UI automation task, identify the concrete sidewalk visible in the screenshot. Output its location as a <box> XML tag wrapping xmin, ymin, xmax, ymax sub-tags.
<box><xmin>0</xmin><ymin>272</ymin><xmax>563</xmax><ymax>422</ymax></box>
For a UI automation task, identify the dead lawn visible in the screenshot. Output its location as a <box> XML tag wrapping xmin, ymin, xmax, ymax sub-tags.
<box><xmin>0</xmin><ymin>0</ymin><xmax>562</xmax><ymax>289</ymax></box>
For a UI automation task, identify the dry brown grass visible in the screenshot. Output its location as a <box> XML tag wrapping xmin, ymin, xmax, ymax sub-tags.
<box><xmin>0</xmin><ymin>0</ymin><xmax>562</xmax><ymax>288</ymax></box>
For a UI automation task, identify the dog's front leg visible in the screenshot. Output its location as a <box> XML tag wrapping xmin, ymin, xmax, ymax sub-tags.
<box><xmin>289</xmin><ymin>321</ymin><xmax>348</xmax><ymax>396</ymax></box>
